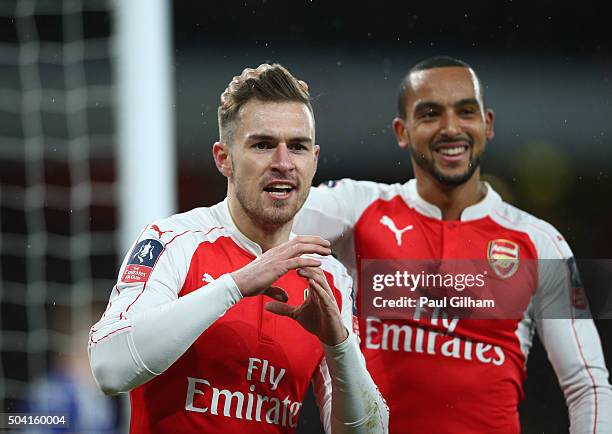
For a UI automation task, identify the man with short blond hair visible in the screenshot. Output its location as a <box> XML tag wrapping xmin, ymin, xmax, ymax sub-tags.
<box><xmin>89</xmin><ymin>64</ymin><xmax>388</xmax><ymax>434</ymax></box>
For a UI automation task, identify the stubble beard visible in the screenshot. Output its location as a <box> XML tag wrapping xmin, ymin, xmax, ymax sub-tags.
<box><xmin>232</xmin><ymin>175</ymin><xmax>307</xmax><ymax>229</ymax></box>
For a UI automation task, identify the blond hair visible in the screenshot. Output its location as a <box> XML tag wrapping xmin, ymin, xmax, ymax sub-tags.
<box><xmin>218</xmin><ymin>63</ymin><xmax>312</xmax><ymax>143</ymax></box>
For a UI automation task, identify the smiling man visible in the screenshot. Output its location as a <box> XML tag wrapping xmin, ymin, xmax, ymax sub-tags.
<box><xmin>294</xmin><ymin>56</ymin><xmax>612</xmax><ymax>433</ymax></box>
<box><xmin>88</xmin><ymin>64</ymin><xmax>388</xmax><ymax>434</ymax></box>
<box><xmin>401</xmin><ymin>64</ymin><xmax>491</xmax><ymax>190</ymax></box>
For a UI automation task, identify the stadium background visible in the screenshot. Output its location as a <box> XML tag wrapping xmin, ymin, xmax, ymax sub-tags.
<box><xmin>1</xmin><ymin>0</ymin><xmax>610</xmax><ymax>432</ymax></box>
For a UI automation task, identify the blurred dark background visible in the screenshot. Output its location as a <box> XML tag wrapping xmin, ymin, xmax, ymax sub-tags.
<box><xmin>170</xmin><ymin>1</ymin><xmax>611</xmax><ymax>432</ymax></box>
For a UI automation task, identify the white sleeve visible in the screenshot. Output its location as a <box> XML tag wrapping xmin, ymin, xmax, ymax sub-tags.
<box><xmin>88</xmin><ymin>226</ymin><xmax>243</xmax><ymax>395</ymax></box>
<box><xmin>312</xmin><ymin>273</ymin><xmax>389</xmax><ymax>434</ymax></box>
<box><xmin>293</xmin><ymin>179</ymin><xmax>382</xmax><ymax>244</ymax></box>
<box><xmin>534</xmin><ymin>228</ymin><xmax>612</xmax><ymax>434</ymax></box>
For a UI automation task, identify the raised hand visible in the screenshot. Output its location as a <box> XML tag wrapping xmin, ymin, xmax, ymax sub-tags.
<box><xmin>264</xmin><ymin>266</ymin><xmax>348</xmax><ymax>346</ymax></box>
<box><xmin>230</xmin><ymin>236</ymin><xmax>331</xmax><ymax>302</ymax></box>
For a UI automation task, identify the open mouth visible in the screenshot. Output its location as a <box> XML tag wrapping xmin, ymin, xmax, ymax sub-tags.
<box><xmin>433</xmin><ymin>142</ymin><xmax>470</xmax><ymax>161</ymax></box>
<box><xmin>263</xmin><ymin>183</ymin><xmax>296</xmax><ymax>199</ymax></box>
<box><xmin>436</xmin><ymin>145</ymin><xmax>468</xmax><ymax>156</ymax></box>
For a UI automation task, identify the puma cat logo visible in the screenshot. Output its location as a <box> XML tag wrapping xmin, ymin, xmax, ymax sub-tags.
<box><xmin>379</xmin><ymin>215</ymin><xmax>413</xmax><ymax>246</ymax></box>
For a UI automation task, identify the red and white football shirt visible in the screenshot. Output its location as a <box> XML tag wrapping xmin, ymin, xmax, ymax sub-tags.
<box><xmin>89</xmin><ymin>199</ymin><xmax>388</xmax><ymax>434</ymax></box>
<box><xmin>294</xmin><ymin>178</ymin><xmax>612</xmax><ymax>433</ymax></box>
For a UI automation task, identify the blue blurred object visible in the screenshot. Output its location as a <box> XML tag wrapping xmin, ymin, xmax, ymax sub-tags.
<box><xmin>23</xmin><ymin>365</ymin><xmax>118</xmax><ymax>434</ymax></box>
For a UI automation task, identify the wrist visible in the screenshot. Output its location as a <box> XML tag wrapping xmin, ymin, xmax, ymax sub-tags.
<box><xmin>229</xmin><ymin>271</ymin><xmax>247</xmax><ymax>297</ymax></box>
<box><xmin>321</xmin><ymin>325</ymin><xmax>349</xmax><ymax>346</ymax></box>
<box><xmin>224</xmin><ymin>273</ymin><xmax>244</xmax><ymax>303</ymax></box>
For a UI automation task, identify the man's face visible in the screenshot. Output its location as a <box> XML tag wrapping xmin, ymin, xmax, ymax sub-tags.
<box><xmin>396</xmin><ymin>67</ymin><xmax>494</xmax><ymax>186</ymax></box>
<box><xmin>225</xmin><ymin>100</ymin><xmax>317</xmax><ymax>227</ymax></box>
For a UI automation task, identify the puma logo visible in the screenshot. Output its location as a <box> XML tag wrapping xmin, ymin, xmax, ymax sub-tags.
<box><xmin>151</xmin><ymin>224</ymin><xmax>173</xmax><ymax>239</ymax></box>
<box><xmin>379</xmin><ymin>215</ymin><xmax>413</xmax><ymax>246</ymax></box>
<box><xmin>202</xmin><ymin>273</ymin><xmax>214</xmax><ymax>283</ymax></box>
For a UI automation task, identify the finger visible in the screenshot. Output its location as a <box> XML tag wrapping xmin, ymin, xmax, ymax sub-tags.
<box><xmin>265</xmin><ymin>301</ymin><xmax>297</xmax><ymax>317</ymax></box>
<box><xmin>314</xmin><ymin>271</ymin><xmax>335</xmax><ymax>299</ymax></box>
<box><xmin>263</xmin><ymin>286</ymin><xmax>288</xmax><ymax>303</ymax></box>
<box><xmin>272</xmin><ymin>236</ymin><xmax>330</xmax><ymax>259</ymax></box>
<box><xmin>299</xmin><ymin>268</ymin><xmax>332</xmax><ymax>295</ymax></box>
<box><xmin>285</xmin><ymin>257</ymin><xmax>322</xmax><ymax>270</ymax></box>
<box><xmin>297</xmin><ymin>267</ymin><xmax>320</xmax><ymax>282</ymax></box>
<box><xmin>291</xmin><ymin>235</ymin><xmax>331</xmax><ymax>248</ymax></box>
<box><xmin>308</xmin><ymin>277</ymin><xmax>336</xmax><ymax>308</ymax></box>
<box><xmin>297</xmin><ymin>266</ymin><xmax>324</xmax><ymax>279</ymax></box>
<box><xmin>308</xmin><ymin>279</ymin><xmax>338</xmax><ymax>312</ymax></box>
<box><xmin>288</xmin><ymin>243</ymin><xmax>331</xmax><ymax>258</ymax></box>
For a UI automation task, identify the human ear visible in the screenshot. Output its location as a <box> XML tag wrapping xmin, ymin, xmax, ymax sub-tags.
<box><xmin>393</xmin><ymin>117</ymin><xmax>411</xmax><ymax>150</ymax></box>
<box><xmin>212</xmin><ymin>141</ymin><xmax>232</xmax><ymax>177</ymax></box>
<box><xmin>485</xmin><ymin>109</ymin><xmax>495</xmax><ymax>141</ymax></box>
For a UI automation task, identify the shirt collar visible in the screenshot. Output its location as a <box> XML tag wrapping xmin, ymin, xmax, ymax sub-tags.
<box><xmin>404</xmin><ymin>178</ymin><xmax>501</xmax><ymax>222</ymax></box>
<box><xmin>209</xmin><ymin>198</ymin><xmax>262</xmax><ymax>257</ymax></box>
<box><xmin>212</xmin><ymin>198</ymin><xmax>298</xmax><ymax>257</ymax></box>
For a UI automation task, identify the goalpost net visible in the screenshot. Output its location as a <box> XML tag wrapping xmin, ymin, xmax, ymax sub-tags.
<box><xmin>0</xmin><ymin>0</ymin><xmax>175</xmax><ymax>429</ymax></box>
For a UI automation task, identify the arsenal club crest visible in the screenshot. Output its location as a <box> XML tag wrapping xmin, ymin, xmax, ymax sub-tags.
<box><xmin>487</xmin><ymin>239</ymin><xmax>520</xmax><ymax>279</ymax></box>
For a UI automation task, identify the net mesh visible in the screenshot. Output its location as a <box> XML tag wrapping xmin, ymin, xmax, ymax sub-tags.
<box><xmin>0</xmin><ymin>0</ymin><xmax>118</xmax><ymax>414</ymax></box>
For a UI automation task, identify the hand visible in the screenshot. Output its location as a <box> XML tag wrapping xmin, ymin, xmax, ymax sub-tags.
<box><xmin>264</xmin><ymin>267</ymin><xmax>349</xmax><ymax>346</ymax></box>
<box><xmin>231</xmin><ymin>236</ymin><xmax>331</xmax><ymax>302</ymax></box>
